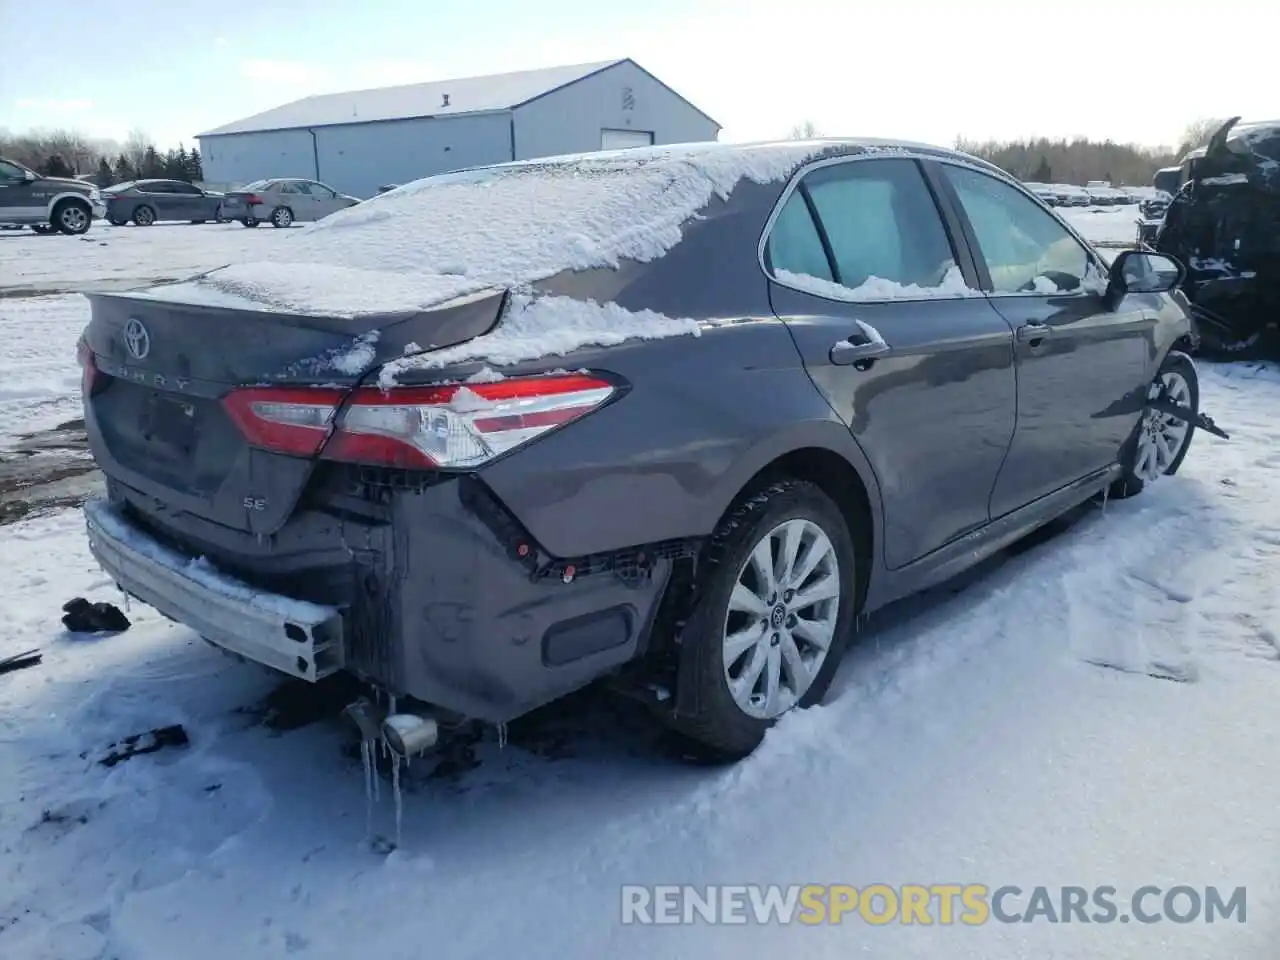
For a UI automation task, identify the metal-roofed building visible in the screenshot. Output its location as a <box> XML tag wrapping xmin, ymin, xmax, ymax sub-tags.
<box><xmin>196</xmin><ymin>58</ymin><xmax>720</xmax><ymax>198</ymax></box>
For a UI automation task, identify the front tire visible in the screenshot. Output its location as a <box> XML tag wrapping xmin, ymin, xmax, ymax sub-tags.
<box><xmin>1109</xmin><ymin>351</ymin><xmax>1199</xmax><ymax>499</ymax></box>
<box><xmin>270</xmin><ymin>206</ymin><xmax>293</xmax><ymax>228</ymax></box>
<box><xmin>669</xmin><ymin>480</ymin><xmax>858</xmax><ymax>759</ymax></box>
<box><xmin>53</xmin><ymin>199</ymin><xmax>92</xmax><ymax>235</ymax></box>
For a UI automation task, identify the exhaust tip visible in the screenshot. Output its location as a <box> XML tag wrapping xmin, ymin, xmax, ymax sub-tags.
<box><xmin>381</xmin><ymin>713</ymin><xmax>439</xmax><ymax>758</ymax></box>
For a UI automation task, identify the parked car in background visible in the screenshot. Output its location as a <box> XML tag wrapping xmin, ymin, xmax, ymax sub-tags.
<box><xmin>79</xmin><ymin>139</ymin><xmax>1203</xmax><ymax>761</ymax></box>
<box><xmin>0</xmin><ymin>156</ymin><xmax>105</xmax><ymax>234</ymax></box>
<box><xmin>103</xmin><ymin>180</ymin><xmax>227</xmax><ymax>226</ymax></box>
<box><xmin>1024</xmin><ymin>182</ymin><xmax>1062</xmax><ymax>205</ymax></box>
<box><xmin>1055</xmin><ymin>184</ymin><xmax>1091</xmax><ymax>207</ymax></box>
<box><xmin>220</xmin><ymin>178</ymin><xmax>361</xmax><ymax>227</ymax></box>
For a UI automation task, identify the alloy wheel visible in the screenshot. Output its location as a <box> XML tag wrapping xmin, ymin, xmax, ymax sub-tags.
<box><xmin>59</xmin><ymin>205</ymin><xmax>88</xmax><ymax>233</ymax></box>
<box><xmin>721</xmin><ymin>518</ymin><xmax>841</xmax><ymax>719</ymax></box>
<box><xmin>1135</xmin><ymin>370</ymin><xmax>1192</xmax><ymax>482</ymax></box>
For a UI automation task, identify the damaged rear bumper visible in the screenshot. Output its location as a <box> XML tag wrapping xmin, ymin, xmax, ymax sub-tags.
<box><xmin>84</xmin><ymin>498</ymin><xmax>346</xmax><ymax>682</ymax></box>
<box><xmin>84</xmin><ymin>475</ymin><xmax>681</xmax><ymax>724</ymax></box>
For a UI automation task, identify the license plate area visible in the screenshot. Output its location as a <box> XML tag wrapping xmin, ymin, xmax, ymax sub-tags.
<box><xmin>142</xmin><ymin>393</ymin><xmax>198</xmax><ymax>456</ymax></box>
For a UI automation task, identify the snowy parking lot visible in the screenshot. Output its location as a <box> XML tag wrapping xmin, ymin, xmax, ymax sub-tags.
<box><xmin>1</xmin><ymin>210</ymin><xmax>1277</xmax><ymax>960</ymax></box>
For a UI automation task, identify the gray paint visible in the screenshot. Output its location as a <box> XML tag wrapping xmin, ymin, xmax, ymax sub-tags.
<box><xmin>198</xmin><ymin>61</ymin><xmax>719</xmax><ymax>198</ymax></box>
<box><xmin>80</xmin><ymin>140</ymin><xmax>1194</xmax><ymax>728</ymax></box>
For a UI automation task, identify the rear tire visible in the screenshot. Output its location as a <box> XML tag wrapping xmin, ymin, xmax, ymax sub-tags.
<box><xmin>667</xmin><ymin>480</ymin><xmax>858</xmax><ymax>760</ymax></box>
<box><xmin>53</xmin><ymin>199</ymin><xmax>92</xmax><ymax>235</ymax></box>
<box><xmin>270</xmin><ymin>206</ymin><xmax>293</xmax><ymax>228</ymax></box>
<box><xmin>132</xmin><ymin>205</ymin><xmax>156</xmax><ymax>226</ymax></box>
<box><xmin>241</xmin><ymin>218</ymin><xmax>259</xmax><ymax>228</ymax></box>
<box><xmin>1109</xmin><ymin>351</ymin><xmax>1199</xmax><ymax>500</ymax></box>
<box><xmin>191</xmin><ymin>220</ymin><xmax>207</xmax><ymax>224</ymax></box>
<box><xmin>107</xmin><ymin>217</ymin><xmax>127</xmax><ymax>226</ymax></box>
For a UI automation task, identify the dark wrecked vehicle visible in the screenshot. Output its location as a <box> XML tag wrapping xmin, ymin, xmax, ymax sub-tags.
<box><xmin>78</xmin><ymin>140</ymin><xmax>1221</xmax><ymax>762</ymax></box>
<box><xmin>1155</xmin><ymin>118</ymin><xmax>1280</xmax><ymax>357</ymax></box>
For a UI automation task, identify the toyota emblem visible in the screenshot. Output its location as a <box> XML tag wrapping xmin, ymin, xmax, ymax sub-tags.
<box><xmin>124</xmin><ymin>318</ymin><xmax>150</xmax><ymax>360</ymax></box>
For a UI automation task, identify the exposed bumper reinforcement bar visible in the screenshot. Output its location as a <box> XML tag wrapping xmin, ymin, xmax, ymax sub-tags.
<box><xmin>83</xmin><ymin>498</ymin><xmax>345</xmax><ymax>682</ymax></box>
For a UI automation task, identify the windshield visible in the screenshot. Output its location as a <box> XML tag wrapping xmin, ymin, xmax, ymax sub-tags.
<box><xmin>102</xmin><ymin>181</ymin><xmax>134</xmax><ymax>194</ymax></box>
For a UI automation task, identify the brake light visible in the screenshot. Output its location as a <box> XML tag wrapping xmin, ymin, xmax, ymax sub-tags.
<box><xmin>77</xmin><ymin>338</ymin><xmax>103</xmax><ymax>396</ymax></box>
<box><xmin>222</xmin><ymin>387</ymin><xmax>342</xmax><ymax>457</ymax></box>
<box><xmin>220</xmin><ymin>374</ymin><xmax>616</xmax><ymax>467</ymax></box>
<box><xmin>244</xmin><ymin>193</ymin><xmax>263</xmax><ymax>205</ymax></box>
<box><xmin>326</xmin><ymin>374</ymin><xmax>616</xmax><ymax>468</ymax></box>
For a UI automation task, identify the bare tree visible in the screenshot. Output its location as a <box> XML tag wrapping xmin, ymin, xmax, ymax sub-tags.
<box><xmin>1177</xmin><ymin>117</ymin><xmax>1227</xmax><ymax>156</ymax></box>
<box><xmin>123</xmin><ymin>128</ymin><xmax>153</xmax><ymax>173</ymax></box>
<box><xmin>788</xmin><ymin>120</ymin><xmax>822</xmax><ymax>140</ymax></box>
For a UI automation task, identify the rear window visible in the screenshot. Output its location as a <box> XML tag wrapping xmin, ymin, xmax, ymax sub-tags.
<box><xmin>239</xmin><ymin>180</ymin><xmax>270</xmax><ymax>191</ymax></box>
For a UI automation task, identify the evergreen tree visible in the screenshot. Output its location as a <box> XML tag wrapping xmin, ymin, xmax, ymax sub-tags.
<box><xmin>1033</xmin><ymin>156</ymin><xmax>1052</xmax><ymax>183</ymax></box>
<box><xmin>96</xmin><ymin>157</ymin><xmax>114</xmax><ymax>186</ymax></box>
<box><xmin>42</xmin><ymin>154</ymin><xmax>74</xmax><ymax>177</ymax></box>
<box><xmin>173</xmin><ymin>145</ymin><xmax>190</xmax><ymax>181</ymax></box>
<box><xmin>114</xmin><ymin>154</ymin><xmax>134</xmax><ymax>182</ymax></box>
<box><xmin>141</xmin><ymin>145</ymin><xmax>164</xmax><ymax>178</ymax></box>
<box><xmin>187</xmin><ymin>147</ymin><xmax>204</xmax><ymax>182</ymax></box>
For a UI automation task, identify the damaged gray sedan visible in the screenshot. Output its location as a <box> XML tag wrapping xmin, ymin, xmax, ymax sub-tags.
<box><xmin>78</xmin><ymin>140</ymin><xmax>1220</xmax><ymax>760</ymax></box>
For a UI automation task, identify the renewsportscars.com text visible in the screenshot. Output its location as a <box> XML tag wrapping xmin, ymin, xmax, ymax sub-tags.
<box><xmin>620</xmin><ymin>884</ymin><xmax>1246</xmax><ymax>925</ymax></box>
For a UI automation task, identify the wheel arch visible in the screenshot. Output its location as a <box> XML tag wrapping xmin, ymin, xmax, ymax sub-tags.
<box><xmin>44</xmin><ymin>191</ymin><xmax>92</xmax><ymax>218</ymax></box>
<box><xmin>700</xmin><ymin>422</ymin><xmax>883</xmax><ymax>612</ymax></box>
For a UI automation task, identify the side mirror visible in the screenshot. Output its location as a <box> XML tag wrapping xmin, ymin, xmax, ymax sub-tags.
<box><xmin>1106</xmin><ymin>249</ymin><xmax>1185</xmax><ymax>306</ymax></box>
<box><xmin>22</xmin><ymin>170</ymin><xmax>37</xmax><ymax>182</ymax></box>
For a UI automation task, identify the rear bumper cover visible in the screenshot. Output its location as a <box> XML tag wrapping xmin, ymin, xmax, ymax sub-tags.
<box><xmin>85</xmin><ymin>476</ymin><xmax>678</xmax><ymax>723</ymax></box>
<box><xmin>84</xmin><ymin>498</ymin><xmax>345</xmax><ymax>682</ymax></box>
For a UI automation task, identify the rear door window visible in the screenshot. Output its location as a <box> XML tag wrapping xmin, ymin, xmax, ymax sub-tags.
<box><xmin>765</xmin><ymin>158</ymin><xmax>966</xmax><ymax>300</ymax></box>
<box><xmin>944</xmin><ymin>164</ymin><xmax>1095</xmax><ymax>294</ymax></box>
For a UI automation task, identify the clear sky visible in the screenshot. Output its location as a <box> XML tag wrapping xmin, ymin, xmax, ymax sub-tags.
<box><xmin>1</xmin><ymin>0</ymin><xmax>1273</xmax><ymax>152</ymax></box>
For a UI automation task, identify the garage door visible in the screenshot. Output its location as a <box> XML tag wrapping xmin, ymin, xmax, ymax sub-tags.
<box><xmin>600</xmin><ymin>129</ymin><xmax>655</xmax><ymax>150</ymax></box>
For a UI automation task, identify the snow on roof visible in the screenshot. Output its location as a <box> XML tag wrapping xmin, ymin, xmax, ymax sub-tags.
<box><xmin>197</xmin><ymin>60</ymin><xmax>624</xmax><ymax>136</ymax></box>
<box><xmin>141</xmin><ymin>140</ymin><xmax>832</xmax><ymax>318</ymax></box>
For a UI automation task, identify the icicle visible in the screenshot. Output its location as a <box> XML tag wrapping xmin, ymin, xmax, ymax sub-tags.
<box><xmin>497</xmin><ymin>722</ymin><xmax>507</xmax><ymax>750</ymax></box>
<box><xmin>392</xmin><ymin>753</ymin><xmax>404</xmax><ymax>849</ymax></box>
<box><xmin>360</xmin><ymin>739</ymin><xmax>374</xmax><ymax>841</ymax></box>
<box><xmin>1101</xmin><ymin>485</ymin><xmax>1110</xmax><ymax>514</ymax></box>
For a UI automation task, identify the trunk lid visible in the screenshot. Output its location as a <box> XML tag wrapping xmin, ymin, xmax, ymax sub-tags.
<box><xmin>82</xmin><ymin>288</ymin><xmax>505</xmax><ymax>535</ymax></box>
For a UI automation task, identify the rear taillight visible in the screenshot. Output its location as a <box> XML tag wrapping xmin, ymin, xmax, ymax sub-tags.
<box><xmin>245</xmin><ymin>193</ymin><xmax>263</xmax><ymax>205</ymax></box>
<box><xmin>222</xmin><ymin>387</ymin><xmax>342</xmax><ymax>457</ymax></box>
<box><xmin>222</xmin><ymin>374</ymin><xmax>616</xmax><ymax>468</ymax></box>
<box><xmin>77</xmin><ymin>337</ymin><xmax>103</xmax><ymax>396</ymax></box>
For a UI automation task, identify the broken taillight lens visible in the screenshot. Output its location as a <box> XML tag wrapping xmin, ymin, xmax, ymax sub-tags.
<box><xmin>222</xmin><ymin>387</ymin><xmax>342</xmax><ymax>457</ymax></box>
<box><xmin>221</xmin><ymin>374</ymin><xmax>616</xmax><ymax>468</ymax></box>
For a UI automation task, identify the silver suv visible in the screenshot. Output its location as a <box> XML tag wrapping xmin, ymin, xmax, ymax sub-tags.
<box><xmin>0</xmin><ymin>157</ymin><xmax>107</xmax><ymax>234</ymax></box>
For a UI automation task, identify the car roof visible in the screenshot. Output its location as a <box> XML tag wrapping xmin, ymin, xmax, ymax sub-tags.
<box><xmin>459</xmin><ymin>137</ymin><xmax>1014</xmax><ymax>184</ymax></box>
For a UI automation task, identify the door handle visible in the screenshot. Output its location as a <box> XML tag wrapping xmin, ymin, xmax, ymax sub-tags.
<box><xmin>1016</xmin><ymin>322</ymin><xmax>1053</xmax><ymax>342</ymax></box>
<box><xmin>830</xmin><ymin>320</ymin><xmax>891</xmax><ymax>366</ymax></box>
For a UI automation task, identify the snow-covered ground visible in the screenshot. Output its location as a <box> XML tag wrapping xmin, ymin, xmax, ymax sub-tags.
<box><xmin>1063</xmin><ymin>205</ymin><xmax>1142</xmax><ymax>247</ymax></box>
<box><xmin>2</xmin><ymin>209</ymin><xmax>1277</xmax><ymax>960</ymax></box>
